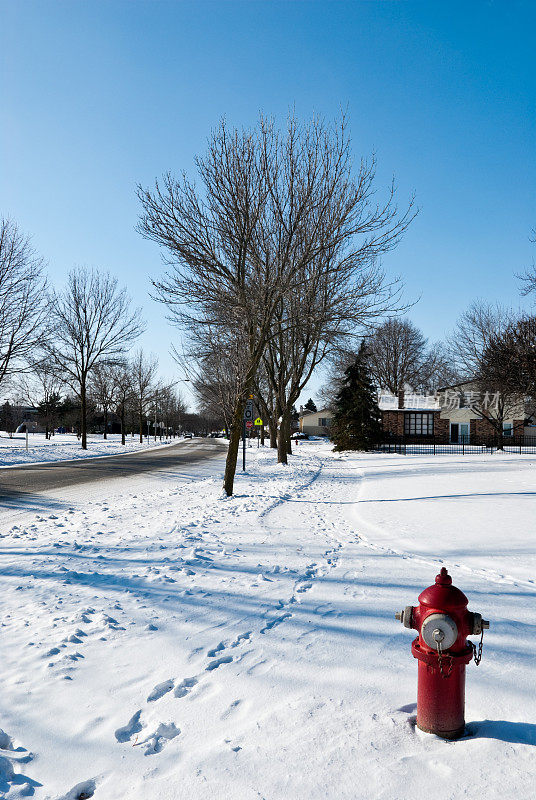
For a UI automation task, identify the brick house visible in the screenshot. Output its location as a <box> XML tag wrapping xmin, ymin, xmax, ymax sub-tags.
<box><xmin>380</xmin><ymin>383</ymin><xmax>527</xmax><ymax>443</ymax></box>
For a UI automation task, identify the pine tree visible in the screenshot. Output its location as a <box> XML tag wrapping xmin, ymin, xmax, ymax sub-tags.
<box><xmin>331</xmin><ymin>341</ymin><xmax>381</xmax><ymax>451</ymax></box>
<box><xmin>304</xmin><ymin>398</ymin><xmax>317</xmax><ymax>413</ymax></box>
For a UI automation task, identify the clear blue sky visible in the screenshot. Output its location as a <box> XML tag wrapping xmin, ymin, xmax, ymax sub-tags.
<box><xmin>1</xmin><ymin>0</ymin><xmax>535</xmax><ymax>407</ymax></box>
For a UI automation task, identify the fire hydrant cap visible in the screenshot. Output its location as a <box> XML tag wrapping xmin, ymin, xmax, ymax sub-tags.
<box><xmin>418</xmin><ymin>568</ymin><xmax>468</xmax><ymax>610</ymax></box>
<box><xmin>435</xmin><ymin>567</ymin><xmax>452</xmax><ymax>586</ymax></box>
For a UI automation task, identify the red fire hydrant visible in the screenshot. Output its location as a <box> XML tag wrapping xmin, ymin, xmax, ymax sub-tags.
<box><xmin>395</xmin><ymin>567</ymin><xmax>489</xmax><ymax>739</ymax></box>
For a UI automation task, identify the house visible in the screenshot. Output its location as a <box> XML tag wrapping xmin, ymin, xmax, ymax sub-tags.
<box><xmin>380</xmin><ymin>382</ymin><xmax>527</xmax><ymax>443</ymax></box>
<box><xmin>299</xmin><ymin>408</ymin><xmax>333</xmax><ymax>437</ymax></box>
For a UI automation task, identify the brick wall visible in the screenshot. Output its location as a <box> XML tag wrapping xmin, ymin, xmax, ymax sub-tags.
<box><xmin>381</xmin><ymin>410</ymin><xmax>444</xmax><ymax>438</ymax></box>
<box><xmin>470</xmin><ymin>417</ymin><xmax>526</xmax><ymax>440</ymax></box>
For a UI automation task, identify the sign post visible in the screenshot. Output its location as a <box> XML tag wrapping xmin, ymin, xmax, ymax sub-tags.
<box><xmin>254</xmin><ymin>417</ymin><xmax>263</xmax><ymax>449</ymax></box>
<box><xmin>243</xmin><ymin>397</ymin><xmax>254</xmax><ymax>471</ymax></box>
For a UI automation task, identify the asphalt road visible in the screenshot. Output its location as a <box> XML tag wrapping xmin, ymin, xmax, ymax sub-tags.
<box><xmin>0</xmin><ymin>439</ymin><xmax>227</xmax><ymax>499</ymax></box>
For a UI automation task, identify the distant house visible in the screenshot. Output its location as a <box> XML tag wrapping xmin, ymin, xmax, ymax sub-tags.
<box><xmin>299</xmin><ymin>408</ymin><xmax>333</xmax><ymax>437</ymax></box>
<box><xmin>380</xmin><ymin>382</ymin><xmax>528</xmax><ymax>443</ymax></box>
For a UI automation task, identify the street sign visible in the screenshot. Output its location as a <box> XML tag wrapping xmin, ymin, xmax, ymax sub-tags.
<box><xmin>245</xmin><ymin>421</ymin><xmax>253</xmax><ymax>429</ymax></box>
<box><xmin>254</xmin><ymin>418</ymin><xmax>263</xmax><ymax>426</ymax></box>
<box><xmin>243</xmin><ymin>399</ymin><xmax>254</xmax><ymax>422</ymax></box>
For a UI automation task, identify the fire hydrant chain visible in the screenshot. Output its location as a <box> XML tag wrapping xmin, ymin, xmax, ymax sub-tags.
<box><xmin>436</xmin><ymin>639</ymin><xmax>454</xmax><ymax>678</ymax></box>
<box><xmin>471</xmin><ymin>629</ymin><xmax>485</xmax><ymax>666</ymax></box>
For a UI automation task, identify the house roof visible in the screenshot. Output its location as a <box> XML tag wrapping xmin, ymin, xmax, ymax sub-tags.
<box><xmin>299</xmin><ymin>408</ymin><xmax>332</xmax><ymax>419</ymax></box>
<box><xmin>378</xmin><ymin>392</ymin><xmax>439</xmax><ymax>411</ymax></box>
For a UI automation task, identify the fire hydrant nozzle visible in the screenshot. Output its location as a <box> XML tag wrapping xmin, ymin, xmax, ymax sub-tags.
<box><xmin>395</xmin><ymin>568</ymin><xmax>490</xmax><ymax>739</ymax></box>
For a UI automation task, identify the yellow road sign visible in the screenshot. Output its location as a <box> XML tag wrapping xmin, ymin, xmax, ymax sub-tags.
<box><xmin>254</xmin><ymin>418</ymin><xmax>263</xmax><ymax>426</ymax></box>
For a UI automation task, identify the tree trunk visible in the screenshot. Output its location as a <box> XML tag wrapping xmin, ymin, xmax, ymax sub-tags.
<box><xmin>277</xmin><ymin>408</ymin><xmax>288</xmax><ymax>465</ymax></box>
<box><xmin>269</xmin><ymin>421</ymin><xmax>277</xmax><ymax>449</ymax></box>
<box><xmin>286</xmin><ymin>412</ymin><xmax>292</xmax><ymax>456</ymax></box>
<box><xmin>223</xmin><ymin>400</ymin><xmax>246</xmax><ymax>496</ymax></box>
<box><xmin>121</xmin><ymin>405</ymin><xmax>126</xmax><ymax>445</ymax></box>
<box><xmin>139</xmin><ymin>410</ymin><xmax>143</xmax><ymax>443</ymax></box>
<box><xmin>103</xmin><ymin>408</ymin><xmax>108</xmax><ymax>439</ymax></box>
<box><xmin>81</xmin><ymin>382</ymin><xmax>87</xmax><ymax>450</ymax></box>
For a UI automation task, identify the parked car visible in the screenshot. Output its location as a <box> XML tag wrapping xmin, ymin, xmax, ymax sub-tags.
<box><xmin>183</xmin><ymin>432</ymin><xmax>194</xmax><ymax>439</ymax></box>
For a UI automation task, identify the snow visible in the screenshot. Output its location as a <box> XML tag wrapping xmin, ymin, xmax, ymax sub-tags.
<box><xmin>0</xmin><ymin>442</ymin><xmax>535</xmax><ymax>798</ymax></box>
<box><xmin>0</xmin><ymin>432</ymin><xmax>175</xmax><ymax>468</ymax></box>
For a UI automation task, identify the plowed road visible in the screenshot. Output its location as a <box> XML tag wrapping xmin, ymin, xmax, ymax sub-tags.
<box><xmin>0</xmin><ymin>439</ymin><xmax>227</xmax><ymax>499</ymax></box>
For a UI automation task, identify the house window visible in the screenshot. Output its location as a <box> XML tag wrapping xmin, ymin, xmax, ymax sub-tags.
<box><xmin>319</xmin><ymin>417</ymin><xmax>332</xmax><ymax>427</ymax></box>
<box><xmin>404</xmin><ymin>412</ymin><xmax>434</xmax><ymax>436</ymax></box>
<box><xmin>503</xmin><ymin>422</ymin><xmax>513</xmax><ymax>437</ymax></box>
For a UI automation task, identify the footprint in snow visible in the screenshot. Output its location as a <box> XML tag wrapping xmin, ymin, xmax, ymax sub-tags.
<box><xmin>260</xmin><ymin>613</ymin><xmax>292</xmax><ymax>634</ymax></box>
<box><xmin>139</xmin><ymin>722</ymin><xmax>180</xmax><ymax>756</ymax></box>
<box><xmin>56</xmin><ymin>778</ymin><xmax>96</xmax><ymax>800</ymax></box>
<box><xmin>174</xmin><ymin>676</ymin><xmax>198</xmax><ymax>698</ymax></box>
<box><xmin>0</xmin><ymin>728</ymin><xmax>41</xmax><ymax>794</ymax></box>
<box><xmin>206</xmin><ymin>655</ymin><xmax>233</xmax><ymax>671</ymax></box>
<box><xmin>115</xmin><ymin>710</ymin><xmax>143</xmax><ymax>743</ymax></box>
<box><xmin>147</xmin><ymin>679</ymin><xmax>174</xmax><ymax>702</ymax></box>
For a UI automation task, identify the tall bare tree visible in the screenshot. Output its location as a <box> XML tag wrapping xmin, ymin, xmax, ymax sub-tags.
<box><xmin>17</xmin><ymin>358</ymin><xmax>64</xmax><ymax>439</ymax></box>
<box><xmin>139</xmin><ymin>113</ymin><xmax>414</xmax><ymax>490</ymax></box>
<box><xmin>0</xmin><ymin>218</ymin><xmax>47</xmax><ymax>390</ymax></box>
<box><xmin>90</xmin><ymin>362</ymin><xmax>118</xmax><ymax>439</ymax></box>
<box><xmin>517</xmin><ymin>225</ymin><xmax>536</xmax><ymax>297</ymax></box>
<box><xmin>130</xmin><ymin>349</ymin><xmax>158</xmax><ymax>443</ymax></box>
<box><xmin>366</xmin><ymin>318</ymin><xmax>454</xmax><ymax>394</ymax></box>
<box><xmin>110</xmin><ymin>360</ymin><xmax>133</xmax><ymax>445</ymax></box>
<box><xmin>447</xmin><ymin>301</ymin><xmax>521</xmax><ymax>447</ymax></box>
<box><xmin>46</xmin><ymin>267</ymin><xmax>144</xmax><ymax>449</ymax></box>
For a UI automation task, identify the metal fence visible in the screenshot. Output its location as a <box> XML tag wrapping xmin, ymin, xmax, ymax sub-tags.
<box><xmin>377</xmin><ymin>436</ymin><xmax>536</xmax><ymax>456</ymax></box>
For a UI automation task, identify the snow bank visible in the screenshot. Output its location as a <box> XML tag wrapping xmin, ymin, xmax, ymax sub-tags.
<box><xmin>0</xmin><ymin>431</ymin><xmax>176</xmax><ymax>468</ymax></box>
<box><xmin>0</xmin><ymin>442</ymin><xmax>534</xmax><ymax>798</ymax></box>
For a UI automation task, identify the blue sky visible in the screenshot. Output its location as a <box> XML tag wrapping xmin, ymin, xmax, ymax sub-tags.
<box><xmin>1</xmin><ymin>0</ymin><xmax>535</xmax><ymax>406</ymax></box>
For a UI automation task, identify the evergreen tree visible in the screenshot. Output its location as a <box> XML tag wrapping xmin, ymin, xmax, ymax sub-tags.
<box><xmin>304</xmin><ymin>398</ymin><xmax>317</xmax><ymax>413</ymax></box>
<box><xmin>331</xmin><ymin>341</ymin><xmax>381</xmax><ymax>451</ymax></box>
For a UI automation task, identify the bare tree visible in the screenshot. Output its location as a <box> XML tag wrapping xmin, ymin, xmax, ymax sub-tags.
<box><xmin>448</xmin><ymin>302</ymin><xmax>514</xmax><ymax>379</ymax></box>
<box><xmin>447</xmin><ymin>301</ymin><xmax>521</xmax><ymax>447</ymax></box>
<box><xmin>46</xmin><ymin>267</ymin><xmax>144</xmax><ymax>449</ymax></box>
<box><xmin>0</xmin><ymin>218</ymin><xmax>47</xmax><ymax>389</ymax></box>
<box><xmin>130</xmin><ymin>349</ymin><xmax>158</xmax><ymax>443</ymax></box>
<box><xmin>17</xmin><ymin>358</ymin><xmax>64</xmax><ymax>439</ymax></box>
<box><xmin>516</xmin><ymin>226</ymin><xmax>536</xmax><ymax>297</ymax></box>
<box><xmin>139</xmin><ymin>113</ymin><xmax>414</xmax><ymax>489</ymax></box>
<box><xmin>367</xmin><ymin>318</ymin><xmax>454</xmax><ymax>394</ymax></box>
<box><xmin>156</xmin><ymin>383</ymin><xmax>188</xmax><ymax>438</ymax></box>
<box><xmin>482</xmin><ymin>315</ymin><xmax>536</xmax><ymax>423</ymax></box>
<box><xmin>110</xmin><ymin>360</ymin><xmax>133</xmax><ymax>445</ymax></box>
<box><xmin>90</xmin><ymin>362</ymin><xmax>119</xmax><ymax>439</ymax></box>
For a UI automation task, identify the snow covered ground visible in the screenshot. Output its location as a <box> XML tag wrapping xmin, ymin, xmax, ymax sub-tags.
<box><xmin>0</xmin><ymin>433</ymin><xmax>175</xmax><ymax>468</ymax></box>
<box><xmin>0</xmin><ymin>442</ymin><xmax>535</xmax><ymax>799</ymax></box>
